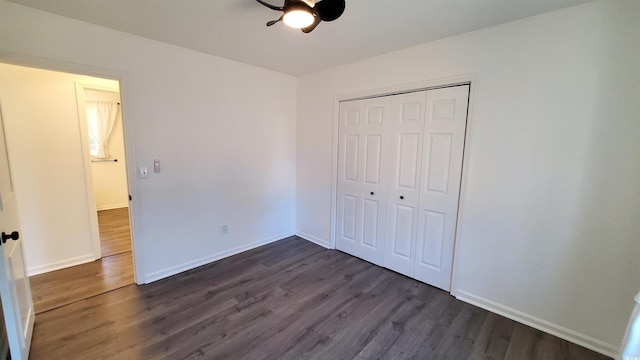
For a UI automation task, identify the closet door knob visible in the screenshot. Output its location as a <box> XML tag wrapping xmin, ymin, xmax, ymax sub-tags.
<box><xmin>399</xmin><ymin>196</ymin><xmax>404</xmax><ymax>200</ymax></box>
<box><xmin>370</xmin><ymin>192</ymin><xmax>374</xmax><ymax>195</ymax></box>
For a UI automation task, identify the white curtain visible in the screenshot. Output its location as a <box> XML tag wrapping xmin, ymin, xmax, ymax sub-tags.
<box><xmin>85</xmin><ymin>100</ymin><xmax>119</xmax><ymax>159</ymax></box>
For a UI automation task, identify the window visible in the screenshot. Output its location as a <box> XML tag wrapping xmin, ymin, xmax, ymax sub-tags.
<box><xmin>85</xmin><ymin>100</ymin><xmax>119</xmax><ymax>159</ymax></box>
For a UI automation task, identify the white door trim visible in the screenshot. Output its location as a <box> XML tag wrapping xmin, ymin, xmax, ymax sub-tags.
<box><xmin>0</xmin><ymin>52</ymin><xmax>143</xmax><ymax>285</ymax></box>
<box><xmin>330</xmin><ymin>73</ymin><xmax>478</xmax><ymax>295</ymax></box>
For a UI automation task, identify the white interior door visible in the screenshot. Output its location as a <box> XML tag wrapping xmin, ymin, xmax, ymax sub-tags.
<box><xmin>336</xmin><ymin>96</ymin><xmax>391</xmax><ymax>266</ymax></box>
<box><xmin>383</xmin><ymin>91</ymin><xmax>427</xmax><ymax>277</ymax></box>
<box><xmin>414</xmin><ymin>85</ymin><xmax>470</xmax><ymax>290</ymax></box>
<box><xmin>0</xmin><ymin>105</ymin><xmax>35</xmax><ymax>360</ymax></box>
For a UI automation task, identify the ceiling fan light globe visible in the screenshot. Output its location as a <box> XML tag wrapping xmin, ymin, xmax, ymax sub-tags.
<box><xmin>283</xmin><ymin>9</ymin><xmax>314</xmax><ymax>28</ymax></box>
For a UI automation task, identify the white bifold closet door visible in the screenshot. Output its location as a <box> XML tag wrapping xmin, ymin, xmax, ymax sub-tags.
<box><xmin>336</xmin><ymin>96</ymin><xmax>392</xmax><ymax>266</ymax></box>
<box><xmin>413</xmin><ymin>86</ymin><xmax>469</xmax><ymax>289</ymax></box>
<box><xmin>336</xmin><ymin>85</ymin><xmax>469</xmax><ymax>291</ymax></box>
<box><xmin>383</xmin><ymin>91</ymin><xmax>427</xmax><ymax>277</ymax></box>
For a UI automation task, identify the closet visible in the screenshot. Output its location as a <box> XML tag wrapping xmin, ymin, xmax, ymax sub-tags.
<box><xmin>336</xmin><ymin>85</ymin><xmax>469</xmax><ymax>291</ymax></box>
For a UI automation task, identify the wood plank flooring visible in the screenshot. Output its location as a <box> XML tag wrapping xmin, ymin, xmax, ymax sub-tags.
<box><xmin>99</xmin><ymin>207</ymin><xmax>133</xmax><ymax>257</ymax></box>
<box><xmin>30</xmin><ymin>252</ymin><xmax>134</xmax><ymax>314</ymax></box>
<box><xmin>29</xmin><ymin>236</ymin><xmax>611</xmax><ymax>360</ymax></box>
<box><xmin>29</xmin><ymin>207</ymin><xmax>133</xmax><ymax>314</ymax></box>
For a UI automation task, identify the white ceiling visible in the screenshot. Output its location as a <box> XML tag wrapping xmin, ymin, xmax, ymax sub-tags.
<box><xmin>8</xmin><ymin>0</ymin><xmax>593</xmax><ymax>76</ymax></box>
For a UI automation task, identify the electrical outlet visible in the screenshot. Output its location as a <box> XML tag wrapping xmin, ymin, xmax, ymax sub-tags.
<box><xmin>222</xmin><ymin>225</ymin><xmax>228</xmax><ymax>234</ymax></box>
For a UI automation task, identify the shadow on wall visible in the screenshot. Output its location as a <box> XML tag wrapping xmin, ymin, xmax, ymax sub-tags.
<box><xmin>559</xmin><ymin>2</ymin><xmax>640</xmax><ymax>349</ymax></box>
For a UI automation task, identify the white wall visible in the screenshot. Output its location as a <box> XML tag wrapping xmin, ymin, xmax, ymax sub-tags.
<box><xmin>0</xmin><ymin>63</ymin><xmax>118</xmax><ymax>274</ymax></box>
<box><xmin>296</xmin><ymin>0</ymin><xmax>639</xmax><ymax>356</ymax></box>
<box><xmin>0</xmin><ymin>0</ymin><xmax>297</xmax><ymax>282</ymax></box>
<box><xmin>84</xmin><ymin>89</ymin><xmax>130</xmax><ymax>210</ymax></box>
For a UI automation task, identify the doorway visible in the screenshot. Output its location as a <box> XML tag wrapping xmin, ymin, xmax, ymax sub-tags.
<box><xmin>80</xmin><ymin>86</ymin><xmax>133</xmax><ymax>256</ymax></box>
<box><xmin>0</xmin><ymin>63</ymin><xmax>136</xmax><ymax>313</ymax></box>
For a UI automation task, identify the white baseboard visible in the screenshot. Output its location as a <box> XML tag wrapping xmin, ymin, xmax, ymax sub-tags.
<box><xmin>296</xmin><ymin>231</ymin><xmax>331</xmax><ymax>249</ymax></box>
<box><xmin>96</xmin><ymin>203</ymin><xmax>128</xmax><ymax>211</ymax></box>
<box><xmin>455</xmin><ymin>290</ymin><xmax>617</xmax><ymax>358</ymax></box>
<box><xmin>143</xmin><ymin>231</ymin><xmax>296</xmax><ymax>284</ymax></box>
<box><xmin>27</xmin><ymin>253</ymin><xmax>97</xmax><ymax>276</ymax></box>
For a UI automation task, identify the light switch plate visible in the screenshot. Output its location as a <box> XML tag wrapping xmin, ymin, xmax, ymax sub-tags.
<box><xmin>139</xmin><ymin>167</ymin><xmax>149</xmax><ymax>178</ymax></box>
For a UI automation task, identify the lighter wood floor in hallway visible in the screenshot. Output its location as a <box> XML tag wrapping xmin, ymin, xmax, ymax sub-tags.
<box><xmin>29</xmin><ymin>207</ymin><xmax>133</xmax><ymax>314</ymax></box>
<box><xmin>99</xmin><ymin>207</ymin><xmax>132</xmax><ymax>257</ymax></box>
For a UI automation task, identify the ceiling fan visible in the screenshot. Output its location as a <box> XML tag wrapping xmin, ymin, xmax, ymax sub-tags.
<box><xmin>256</xmin><ymin>0</ymin><xmax>346</xmax><ymax>33</ymax></box>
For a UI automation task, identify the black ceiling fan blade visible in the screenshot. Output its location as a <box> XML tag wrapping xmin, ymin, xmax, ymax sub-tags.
<box><xmin>256</xmin><ymin>0</ymin><xmax>284</xmax><ymax>11</ymax></box>
<box><xmin>267</xmin><ymin>15</ymin><xmax>283</xmax><ymax>26</ymax></box>
<box><xmin>301</xmin><ymin>16</ymin><xmax>321</xmax><ymax>33</ymax></box>
<box><xmin>314</xmin><ymin>0</ymin><xmax>345</xmax><ymax>22</ymax></box>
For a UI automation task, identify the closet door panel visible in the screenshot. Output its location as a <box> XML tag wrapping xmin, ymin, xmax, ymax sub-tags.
<box><xmin>340</xmin><ymin>194</ymin><xmax>358</xmax><ymax>242</ymax></box>
<box><xmin>415</xmin><ymin>85</ymin><xmax>470</xmax><ymax>290</ymax></box>
<box><xmin>361</xmin><ymin>133</ymin><xmax>384</xmax><ymax>250</ymax></box>
<box><xmin>364</xmin><ymin>135</ymin><xmax>383</xmax><ymax>184</ymax></box>
<box><xmin>396</xmin><ymin>134</ymin><xmax>420</xmax><ymax>189</ymax></box>
<box><xmin>419</xmin><ymin>210</ymin><xmax>446</xmax><ymax>268</ymax></box>
<box><xmin>384</xmin><ymin>91</ymin><xmax>426</xmax><ymax>277</ymax></box>
<box><xmin>343</xmin><ymin>135</ymin><xmax>360</xmax><ymax>183</ymax></box>
<box><xmin>336</xmin><ymin>97</ymin><xmax>391</xmax><ymax>266</ymax></box>
<box><xmin>390</xmin><ymin>204</ymin><xmax>415</xmax><ymax>258</ymax></box>
<box><xmin>425</xmin><ymin>133</ymin><xmax>453</xmax><ymax>194</ymax></box>
<box><xmin>336</xmin><ymin>102</ymin><xmax>361</xmax><ymax>258</ymax></box>
<box><xmin>361</xmin><ymin>199</ymin><xmax>380</xmax><ymax>248</ymax></box>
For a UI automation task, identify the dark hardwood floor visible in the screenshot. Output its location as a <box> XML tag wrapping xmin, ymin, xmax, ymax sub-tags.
<box><xmin>29</xmin><ymin>236</ymin><xmax>610</xmax><ymax>360</ymax></box>
<box><xmin>29</xmin><ymin>207</ymin><xmax>133</xmax><ymax>314</ymax></box>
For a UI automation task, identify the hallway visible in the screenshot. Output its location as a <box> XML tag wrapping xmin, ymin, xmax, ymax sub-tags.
<box><xmin>29</xmin><ymin>208</ymin><xmax>133</xmax><ymax>314</ymax></box>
